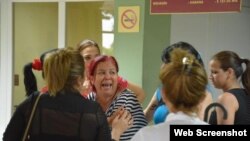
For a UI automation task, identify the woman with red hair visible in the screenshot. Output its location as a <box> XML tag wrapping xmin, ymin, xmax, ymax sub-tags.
<box><xmin>87</xmin><ymin>55</ymin><xmax>148</xmax><ymax>141</ymax></box>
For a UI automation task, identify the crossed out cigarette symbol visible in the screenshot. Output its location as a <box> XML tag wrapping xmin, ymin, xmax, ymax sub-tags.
<box><xmin>121</xmin><ymin>9</ymin><xmax>137</xmax><ymax>29</ymax></box>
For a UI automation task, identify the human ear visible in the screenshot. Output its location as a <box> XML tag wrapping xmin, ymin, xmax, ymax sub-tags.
<box><xmin>227</xmin><ymin>68</ymin><xmax>235</xmax><ymax>79</ymax></box>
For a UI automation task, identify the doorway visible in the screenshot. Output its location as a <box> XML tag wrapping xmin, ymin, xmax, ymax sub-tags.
<box><xmin>11</xmin><ymin>0</ymin><xmax>114</xmax><ymax>113</ymax></box>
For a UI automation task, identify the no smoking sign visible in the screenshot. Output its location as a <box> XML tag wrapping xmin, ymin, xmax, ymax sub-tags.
<box><xmin>118</xmin><ymin>6</ymin><xmax>140</xmax><ymax>32</ymax></box>
<box><xmin>121</xmin><ymin>9</ymin><xmax>137</xmax><ymax>29</ymax></box>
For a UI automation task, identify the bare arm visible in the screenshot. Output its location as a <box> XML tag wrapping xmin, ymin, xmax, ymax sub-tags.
<box><xmin>127</xmin><ymin>81</ymin><xmax>145</xmax><ymax>103</ymax></box>
<box><xmin>216</xmin><ymin>93</ymin><xmax>238</xmax><ymax>124</ymax></box>
<box><xmin>197</xmin><ymin>90</ymin><xmax>213</xmax><ymax>121</ymax></box>
<box><xmin>143</xmin><ymin>91</ymin><xmax>158</xmax><ymax>122</ymax></box>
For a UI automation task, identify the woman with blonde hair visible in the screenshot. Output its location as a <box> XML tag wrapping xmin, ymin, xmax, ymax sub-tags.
<box><xmin>132</xmin><ymin>47</ymin><xmax>208</xmax><ymax>141</ymax></box>
<box><xmin>144</xmin><ymin>41</ymin><xmax>213</xmax><ymax>124</ymax></box>
<box><xmin>3</xmin><ymin>48</ymin><xmax>130</xmax><ymax>141</ymax></box>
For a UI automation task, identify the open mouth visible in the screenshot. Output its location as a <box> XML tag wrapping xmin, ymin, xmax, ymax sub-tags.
<box><xmin>101</xmin><ymin>83</ymin><xmax>112</xmax><ymax>89</ymax></box>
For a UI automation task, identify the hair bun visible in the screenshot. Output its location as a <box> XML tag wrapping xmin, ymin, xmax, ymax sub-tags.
<box><xmin>182</xmin><ymin>57</ymin><xmax>193</xmax><ymax>65</ymax></box>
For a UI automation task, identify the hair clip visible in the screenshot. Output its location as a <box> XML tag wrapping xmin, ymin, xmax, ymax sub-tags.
<box><xmin>182</xmin><ymin>57</ymin><xmax>193</xmax><ymax>65</ymax></box>
<box><xmin>182</xmin><ymin>57</ymin><xmax>193</xmax><ymax>74</ymax></box>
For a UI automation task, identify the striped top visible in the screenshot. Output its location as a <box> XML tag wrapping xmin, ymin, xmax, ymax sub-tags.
<box><xmin>88</xmin><ymin>89</ymin><xmax>148</xmax><ymax>141</ymax></box>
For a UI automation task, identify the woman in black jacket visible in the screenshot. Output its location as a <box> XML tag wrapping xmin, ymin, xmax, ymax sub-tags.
<box><xmin>3</xmin><ymin>47</ymin><xmax>130</xmax><ymax>141</ymax></box>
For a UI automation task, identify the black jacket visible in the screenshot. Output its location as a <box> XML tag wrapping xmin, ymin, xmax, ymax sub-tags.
<box><xmin>3</xmin><ymin>91</ymin><xmax>111</xmax><ymax>141</ymax></box>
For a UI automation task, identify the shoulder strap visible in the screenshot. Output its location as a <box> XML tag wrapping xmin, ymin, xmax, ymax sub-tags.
<box><xmin>22</xmin><ymin>94</ymin><xmax>42</xmax><ymax>141</ymax></box>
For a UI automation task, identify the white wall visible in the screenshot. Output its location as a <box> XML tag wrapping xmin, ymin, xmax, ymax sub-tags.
<box><xmin>0</xmin><ymin>0</ymin><xmax>13</xmax><ymax>139</ymax></box>
<box><xmin>170</xmin><ymin>1</ymin><xmax>250</xmax><ymax>99</ymax></box>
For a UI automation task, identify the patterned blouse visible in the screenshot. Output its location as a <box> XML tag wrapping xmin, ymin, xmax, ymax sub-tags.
<box><xmin>88</xmin><ymin>89</ymin><xmax>148</xmax><ymax>141</ymax></box>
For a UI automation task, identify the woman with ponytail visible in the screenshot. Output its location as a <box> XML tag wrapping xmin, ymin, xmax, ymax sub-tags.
<box><xmin>4</xmin><ymin>48</ymin><xmax>130</xmax><ymax>141</ymax></box>
<box><xmin>23</xmin><ymin>49</ymin><xmax>58</xmax><ymax>96</ymax></box>
<box><xmin>209</xmin><ymin>51</ymin><xmax>250</xmax><ymax>124</ymax></box>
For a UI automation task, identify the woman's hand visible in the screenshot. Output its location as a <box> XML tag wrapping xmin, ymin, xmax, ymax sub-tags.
<box><xmin>107</xmin><ymin>106</ymin><xmax>125</xmax><ymax>126</ymax></box>
<box><xmin>111</xmin><ymin>107</ymin><xmax>133</xmax><ymax>141</ymax></box>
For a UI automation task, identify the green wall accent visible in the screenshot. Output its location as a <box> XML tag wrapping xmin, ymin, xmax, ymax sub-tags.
<box><xmin>142</xmin><ymin>1</ymin><xmax>171</xmax><ymax>107</ymax></box>
<box><xmin>114</xmin><ymin>0</ymin><xmax>171</xmax><ymax>108</ymax></box>
<box><xmin>114</xmin><ymin>0</ymin><xmax>145</xmax><ymax>86</ymax></box>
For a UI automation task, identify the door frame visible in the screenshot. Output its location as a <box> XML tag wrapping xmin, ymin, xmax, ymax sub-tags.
<box><xmin>0</xmin><ymin>0</ymin><xmax>111</xmax><ymax>138</ymax></box>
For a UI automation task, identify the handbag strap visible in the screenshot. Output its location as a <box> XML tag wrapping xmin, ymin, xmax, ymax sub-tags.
<box><xmin>22</xmin><ymin>94</ymin><xmax>42</xmax><ymax>141</ymax></box>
